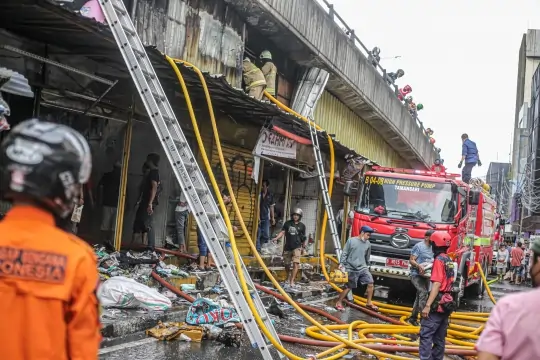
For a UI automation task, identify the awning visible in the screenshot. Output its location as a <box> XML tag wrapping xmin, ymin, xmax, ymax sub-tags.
<box><xmin>0</xmin><ymin>67</ymin><xmax>34</xmax><ymax>98</ymax></box>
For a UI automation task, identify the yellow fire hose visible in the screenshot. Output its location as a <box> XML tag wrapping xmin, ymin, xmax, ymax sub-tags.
<box><xmin>164</xmin><ymin>55</ymin><xmax>496</xmax><ymax>359</ymax></box>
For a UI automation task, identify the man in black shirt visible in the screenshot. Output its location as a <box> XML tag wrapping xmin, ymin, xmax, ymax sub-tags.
<box><xmin>98</xmin><ymin>161</ymin><xmax>122</xmax><ymax>247</ymax></box>
<box><xmin>133</xmin><ymin>153</ymin><xmax>160</xmax><ymax>249</ymax></box>
<box><xmin>272</xmin><ymin>208</ymin><xmax>306</xmax><ymax>289</ymax></box>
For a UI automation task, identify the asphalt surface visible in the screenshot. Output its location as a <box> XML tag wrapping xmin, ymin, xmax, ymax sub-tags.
<box><xmin>99</xmin><ymin>279</ymin><xmax>529</xmax><ymax>360</ymax></box>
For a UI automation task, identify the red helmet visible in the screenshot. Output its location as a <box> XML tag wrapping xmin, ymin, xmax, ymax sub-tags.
<box><xmin>429</xmin><ymin>231</ymin><xmax>451</xmax><ymax>247</ymax></box>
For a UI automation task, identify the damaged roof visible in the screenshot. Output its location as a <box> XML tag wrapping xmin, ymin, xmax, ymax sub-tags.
<box><xmin>0</xmin><ymin>0</ymin><xmax>371</xmax><ymax>162</ymax></box>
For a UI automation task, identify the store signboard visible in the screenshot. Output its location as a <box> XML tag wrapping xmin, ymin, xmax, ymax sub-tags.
<box><xmin>254</xmin><ymin>128</ymin><xmax>296</xmax><ymax>159</ymax></box>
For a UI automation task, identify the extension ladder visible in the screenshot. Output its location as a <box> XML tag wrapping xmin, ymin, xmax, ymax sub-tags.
<box><xmin>98</xmin><ymin>1</ymin><xmax>284</xmax><ymax>358</ymax></box>
<box><xmin>307</xmin><ymin>120</ymin><xmax>342</xmax><ymax>260</ymax></box>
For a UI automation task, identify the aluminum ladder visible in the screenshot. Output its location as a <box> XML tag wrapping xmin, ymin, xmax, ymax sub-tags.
<box><xmin>98</xmin><ymin>1</ymin><xmax>284</xmax><ymax>358</ymax></box>
<box><xmin>307</xmin><ymin>120</ymin><xmax>342</xmax><ymax>260</ymax></box>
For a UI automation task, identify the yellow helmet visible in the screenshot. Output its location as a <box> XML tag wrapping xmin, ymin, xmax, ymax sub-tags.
<box><xmin>482</xmin><ymin>183</ymin><xmax>491</xmax><ymax>192</ymax></box>
<box><xmin>260</xmin><ymin>50</ymin><xmax>272</xmax><ymax>60</ymax></box>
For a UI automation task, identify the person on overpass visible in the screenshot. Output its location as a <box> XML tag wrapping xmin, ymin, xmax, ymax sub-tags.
<box><xmin>420</xmin><ymin>231</ymin><xmax>456</xmax><ymax>360</ymax></box>
<box><xmin>407</xmin><ymin>229</ymin><xmax>434</xmax><ymax>326</ymax></box>
<box><xmin>0</xmin><ymin>118</ymin><xmax>101</xmax><ymax>360</ymax></box>
<box><xmin>431</xmin><ymin>159</ymin><xmax>446</xmax><ymax>173</ymax></box>
<box><xmin>476</xmin><ymin>237</ymin><xmax>540</xmax><ymax>359</ymax></box>
<box><xmin>458</xmin><ymin>133</ymin><xmax>482</xmax><ymax>183</ymax></box>
<box><xmin>242</xmin><ymin>57</ymin><xmax>266</xmax><ymax>100</ymax></box>
<box><xmin>272</xmin><ymin>208</ymin><xmax>306</xmax><ymax>289</ymax></box>
<box><xmin>335</xmin><ymin>225</ymin><xmax>378</xmax><ymax>312</ymax></box>
<box><xmin>259</xmin><ymin>50</ymin><xmax>277</xmax><ymax>97</ymax></box>
<box><xmin>386</xmin><ymin>69</ymin><xmax>404</xmax><ymax>85</ymax></box>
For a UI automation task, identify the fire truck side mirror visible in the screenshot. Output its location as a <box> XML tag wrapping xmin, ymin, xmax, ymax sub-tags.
<box><xmin>468</xmin><ymin>190</ymin><xmax>480</xmax><ymax>206</ymax></box>
<box><xmin>344</xmin><ymin>180</ymin><xmax>356</xmax><ymax>196</ymax></box>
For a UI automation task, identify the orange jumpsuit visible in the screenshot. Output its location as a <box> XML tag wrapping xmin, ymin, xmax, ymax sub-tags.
<box><xmin>0</xmin><ymin>205</ymin><xmax>101</xmax><ymax>359</ymax></box>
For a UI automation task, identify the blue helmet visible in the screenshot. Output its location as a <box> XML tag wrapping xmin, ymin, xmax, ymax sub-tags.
<box><xmin>360</xmin><ymin>225</ymin><xmax>375</xmax><ymax>233</ymax></box>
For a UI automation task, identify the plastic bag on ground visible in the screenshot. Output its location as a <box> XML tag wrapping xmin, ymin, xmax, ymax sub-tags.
<box><xmin>98</xmin><ymin>276</ymin><xmax>172</xmax><ymax>311</ymax></box>
<box><xmin>261</xmin><ymin>241</ymin><xmax>281</xmax><ymax>256</ymax></box>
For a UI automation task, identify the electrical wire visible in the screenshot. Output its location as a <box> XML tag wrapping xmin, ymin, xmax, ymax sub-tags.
<box><xmin>164</xmin><ymin>56</ymin><xmax>493</xmax><ymax>358</ymax></box>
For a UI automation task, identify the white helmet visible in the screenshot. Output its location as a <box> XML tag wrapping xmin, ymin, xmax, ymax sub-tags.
<box><xmin>260</xmin><ymin>50</ymin><xmax>272</xmax><ymax>60</ymax></box>
<box><xmin>292</xmin><ymin>208</ymin><xmax>303</xmax><ymax>218</ymax></box>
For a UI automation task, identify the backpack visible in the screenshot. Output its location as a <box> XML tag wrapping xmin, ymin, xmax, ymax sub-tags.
<box><xmin>430</xmin><ymin>254</ymin><xmax>457</xmax><ymax>314</ymax></box>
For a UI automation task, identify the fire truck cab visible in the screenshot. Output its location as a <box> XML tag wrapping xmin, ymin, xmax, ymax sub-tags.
<box><xmin>349</xmin><ymin>166</ymin><xmax>496</xmax><ymax>305</ymax></box>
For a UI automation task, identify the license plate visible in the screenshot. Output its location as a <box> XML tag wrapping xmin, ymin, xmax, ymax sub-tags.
<box><xmin>386</xmin><ymin>258</ymin><xmax>409</xmax><ymax>269</ymax></box>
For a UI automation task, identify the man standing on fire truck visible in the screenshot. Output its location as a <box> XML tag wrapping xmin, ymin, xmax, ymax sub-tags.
<box><xmin>419</xmin><ymin>231</ymin><xmax>456</xmax><ymax>360</ymax></box>
<box><xmin>458</xmin><ymin>133</ymin><xmax>482</xmax><ymax>183</ymax></box>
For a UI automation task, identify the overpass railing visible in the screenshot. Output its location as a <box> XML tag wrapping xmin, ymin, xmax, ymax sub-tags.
<box><xmin>315</xmin><ymin>0</ymin><xmax>435</xmax><ymax>153</ymax></box>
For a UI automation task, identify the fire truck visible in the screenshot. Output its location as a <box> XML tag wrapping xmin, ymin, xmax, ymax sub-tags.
<box><xmin>348</xmin><ymin>166</ymin><xmax>496</xmax><ymax>305</ymax></box>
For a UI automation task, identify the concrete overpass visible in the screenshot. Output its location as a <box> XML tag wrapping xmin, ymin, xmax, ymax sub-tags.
<box><xmin>227</xmin><ymin>0</ymin><xmax>436</xmax><ymax>167</ymax></box>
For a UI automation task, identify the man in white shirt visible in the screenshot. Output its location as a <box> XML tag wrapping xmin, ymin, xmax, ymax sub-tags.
<box><xmin>175</xmin><ymin>191</ymin><xmax>189</xmax><ymax>252</ymax></box>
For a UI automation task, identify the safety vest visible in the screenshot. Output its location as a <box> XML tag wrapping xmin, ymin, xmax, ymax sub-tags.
<box><xmin>242</xmin><ymin>62</ymin><xmax>266</xmax><ymax>90</ymax></box>
<box><xmin>261</xmin><ymin>61</ymin><xmax>277</xmax><ymax>96</ymax></box>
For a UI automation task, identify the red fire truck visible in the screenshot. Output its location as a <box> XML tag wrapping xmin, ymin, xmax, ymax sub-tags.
<box><xmin>349</xmin><ymin>166</ymin><xmax>496</xmax><ymax>305</ymax></box>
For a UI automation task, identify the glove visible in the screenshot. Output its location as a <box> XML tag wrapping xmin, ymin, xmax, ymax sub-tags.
<box><xmin>458</xmin><ymin>162</ymin><xmax>463</xmax><ymax>169</ymax></box>
<box><xmin>478</xmin><ymin>160</ymin><xmax>482</xmax><ymax>166</ymax></box>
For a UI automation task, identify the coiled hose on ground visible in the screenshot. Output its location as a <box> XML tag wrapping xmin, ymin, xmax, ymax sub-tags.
<box><xmin>162</xmin><ymin>55</ymin><xmax>494</xmax><ymax>359</ymax></box>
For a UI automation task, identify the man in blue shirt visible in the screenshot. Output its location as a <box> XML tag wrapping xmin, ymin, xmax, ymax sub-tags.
<box><xmin>458</xmin><ymin>133</ymin><xmax>482</xmax><ymax>183</ymax></box>
<box><xmin>256</xmin><ymin>180</ymin><xmax>275</xmax><ymax>253</ymax></box>
<box><xmin>407</xmin><ymin>229</ymin><xmax>434</xmax><ymax>326</ymax></box>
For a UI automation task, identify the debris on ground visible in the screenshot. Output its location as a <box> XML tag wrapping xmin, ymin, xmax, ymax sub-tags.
<box><xmin>268</xmin><ymin>298</ymin><xmax>286</xmax><ymax>319</ymax></box>
<box><xmin>155</xmin><ymin>261</ymin><xmax>190</xmax><ymax>278</ymax></box>
<box><xmin>146</xmin><ymin>321</ymin><xmax>205</xmax><ymax>342</ymax></box>
<box><xmin>215</xmin><ymin>330</ymin><xmax>242</xmax><ymax>347</ymax></box>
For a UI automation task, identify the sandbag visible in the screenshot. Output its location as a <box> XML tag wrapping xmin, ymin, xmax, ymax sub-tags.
<box><xmin>98</xmin><ymin>276</ymin><xmax>172</xmax><ymax>311</ymax></box>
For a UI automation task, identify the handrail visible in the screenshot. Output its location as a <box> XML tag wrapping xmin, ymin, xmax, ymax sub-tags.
<box><xmin>315</xmin><ymin>0</ymin><xmax>432</xmax><ymax>149</ymax></box>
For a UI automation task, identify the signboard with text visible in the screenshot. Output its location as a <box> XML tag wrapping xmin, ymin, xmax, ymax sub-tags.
<box><xmin>254</xmin><ymin>128</ymin><xmax>296</xmax><ymax>159</ymax></box>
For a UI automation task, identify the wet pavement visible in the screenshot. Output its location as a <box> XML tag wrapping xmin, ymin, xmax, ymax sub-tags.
<box><xmin>99</xmin><ymin>278</ymin><xmax>530</xmax><ymax>360</ymax></box>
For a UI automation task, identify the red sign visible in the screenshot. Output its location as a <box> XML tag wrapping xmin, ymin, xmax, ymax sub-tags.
<box><xmin>386</xmin><ymin>258</ymin><xmax>409</xmax><ymax>269</ymax></box>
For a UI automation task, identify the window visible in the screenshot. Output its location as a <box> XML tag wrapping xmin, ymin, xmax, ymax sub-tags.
<box><xmin>359</xmin><ymin>175</ymin><xmax>456</xmax><ymax>224</ymax></box>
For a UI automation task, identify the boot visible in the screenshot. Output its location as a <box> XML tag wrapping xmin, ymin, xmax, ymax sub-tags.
<box><xmin>406</xmin><ymin>314</ymin><xmax>419</xmax><ymax>326</ymax></box>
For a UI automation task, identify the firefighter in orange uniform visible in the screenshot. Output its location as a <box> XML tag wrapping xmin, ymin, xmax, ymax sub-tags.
<box><xmin>0</xmin><ymin>119</ymin><xmax>101</xmax><ymax>359</ymax></box>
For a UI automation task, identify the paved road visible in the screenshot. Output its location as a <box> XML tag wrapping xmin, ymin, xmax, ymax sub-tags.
<box><xmin>99</xmin><ymin>280</ymin><xmax>527</xmax><ymax>360</ymax></box>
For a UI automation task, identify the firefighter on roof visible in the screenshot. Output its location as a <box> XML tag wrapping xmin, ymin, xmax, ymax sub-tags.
<box><xmin>259</xmin><ymin>50</ymin><xmax>277</xmax><ymax>97</ymax></box>
<box><xmin>242</xmin><ymin>57</ymin><xmax>266</xmax><ymax>100</ymax></box>
<box><xmin>419</xmin><ymin>231</ymin><xmax>456</xmax><ymax>360</ymax></box>
<box><xmin>0</xmin><ymin>119</ymin><xmax>101</xmax><ymax>360</ymax></box>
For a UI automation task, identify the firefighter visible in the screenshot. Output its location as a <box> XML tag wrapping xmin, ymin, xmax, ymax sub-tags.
<box><xmin>259</xmin><ymin>50</ymin><xmax>277</xmax><ymax>96</ymax></box>
<box><xmin>0</xmin><ymin>119</ymin><xmax>101</xmax><ymax>359</ymax></box>
<box><xmin>419</xmin><ymin>231</ymin><xmax>456</xmax><ymax>360</ymax></box>
<box><xmin>242</xmin><ymin>57</ymin><xmax>266</xmax><ymax>100</ymax></box>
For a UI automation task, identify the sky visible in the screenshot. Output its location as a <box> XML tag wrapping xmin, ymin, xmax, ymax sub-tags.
<box><xmin>317</xmin><ymin>0</ymin><xmax>540</xmax><ymax>177</ymax></box>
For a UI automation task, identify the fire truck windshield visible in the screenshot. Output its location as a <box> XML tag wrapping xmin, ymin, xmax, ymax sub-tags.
<box><xmin>358</xmin><ymin>175</ymin><xmax>457</xmax><ymax>224</ymax></box>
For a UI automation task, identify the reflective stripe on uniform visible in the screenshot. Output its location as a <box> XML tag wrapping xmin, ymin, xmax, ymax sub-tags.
<box><xmin>244</xmin><ymin>68</ymin><xmax>260</xmax><ymax>75</ymax></box>
<box><xmin>247</xmin><ymin>79</ymin><xmax>266</xmax><ymax>90</ymax></box>
<box><xmin>463</xmin><ymin>237</ymin><xmax>491</xmax><ymax>246</ymax></box>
